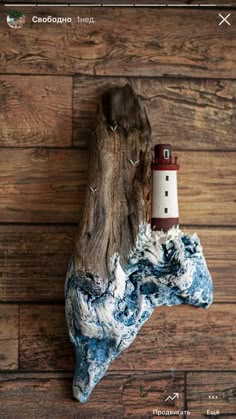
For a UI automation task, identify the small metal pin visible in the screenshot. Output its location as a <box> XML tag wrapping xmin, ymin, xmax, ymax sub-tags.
<box><xmin>129</xmin><ymin>159</ymin><xmax>139</xmax><ymax>166</ymax></box>
<box><xmin>90</xmin><ymin>187</ymin><xmax>98</xmax><ymax>193</ymax></box>
<box><xmin>109</xmin><ymin>125</ymin><xmax>118</xmax><ymax>132</ymax></box>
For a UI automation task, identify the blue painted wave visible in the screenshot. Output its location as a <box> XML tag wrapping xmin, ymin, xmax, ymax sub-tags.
<box><xmin>65</xmin><ymin>224</ymin><xmax>213</xmax><ymax>403</ymax></box>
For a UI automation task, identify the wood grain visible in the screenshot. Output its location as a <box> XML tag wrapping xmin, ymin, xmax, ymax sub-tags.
<box><xmin>136</xmin><ymin>0</ymin><xmax>233</xmax><ymax>3</ymax></box>
<box><xmin>115</xmin><ymin>304</ymin><xmax>236</xmax><ymax>371</ymax></box>
<box><xmin>186</xmin><ymin>227</ymin><xmax>236</xmax><ymax>303</ymax></box>
<box><xmin>121</xmin><ymin>372</ymin><xmax>185</xmax><ymax>417</ymax></box>
<box><xmin>0</xmin><ymin>305</ymin><xmax>18</xmax><ymax>370</ymax></box>
<box><xmin>0</xmin><ymin>149</ymin><xmax>234</xmax><ymax>225</ymax></box>
<box><xmin>2</xmin><ymin>0</ymin><xmax>233</xmax><ymax>3</ymax></box>
<box><xmin>0</xmin><ymin>371</ymin><xmax>184</xmax><ymax>418</ymax></box>
<box><xmin>185</xmin><ymin>227</ymin><xmax>236</xmax><ymax>261</ymax></box>
<box><xmin>0</xmin><ymin>225</ymin><xmax>75</xmax><ymax>302</ymax></box>
<box><xmin>0</xmin><ymin>225</ymin><xmax>235</xmax><ymax>302</ymax></box>
<box><xmin>74</xmin><ymin>84</ymin><xmax>152</xmax><ymax>278</ymax></box>
<box><xmin>3</xmin><ymin>0</ymin><xmax>102</xmax><ymax>2</ymax></box>
<box><xmin>0</xmin><ymin>1</ymin><xmax>235</xmax><ymax>412</ymax></box>
<box><xmin>73</xmin><ymin>77</ymin><xmax>236</xmax><ymax>150</ymax></box>
<box><xmin>203</xmin><ymin>259</ymin><xmax>236</xmax><ymax>303</ymax></box>
<box><xmin>20</xmin><ymin>305</ymin><xmax>75</xmax><ymax>370</ymax></box>
<box><xmin>177</xmin><ymin>151</ymin><xmax>236</xmax><ymax>226</ymax></box>
<box><xmin>186</xmin><ymin>372</ymin><xmax>236</xmax><ymax>418</ymax></box>
<box><xmin>1</xmin><ymin>75</ymin><xmax>234</xmax><ymax>151</ymax></box>
<box><xmin>19</xmin><ymin>304</ymin><xmax>236</xmax><ymax>371</ymax></box>
<box><xmin>0</xmin><ymin>8</ymin><xmax>235</xmax><ymax>78</ymax></box>
<box><xmin>0</xmin><ymin>148</ymin><xmax>88</xmax><ymax>223</ymax></box>
<box><xmin>0</xmin><ymin>76</ymin><xmax>72</xmax><ymax>147</ymax></box>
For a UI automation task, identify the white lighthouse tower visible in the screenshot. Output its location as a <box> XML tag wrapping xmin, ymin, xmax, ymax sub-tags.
<box><xmin>151</xmin><ymin>144</ymin><xmax>179</xmax><ymax>232</ymax></box>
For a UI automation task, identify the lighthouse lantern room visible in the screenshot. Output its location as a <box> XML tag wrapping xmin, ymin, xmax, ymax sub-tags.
<box><xmin>151</xmin><ymin>144</ymin><xmax>179</xmax><ymax>232</ymax></box>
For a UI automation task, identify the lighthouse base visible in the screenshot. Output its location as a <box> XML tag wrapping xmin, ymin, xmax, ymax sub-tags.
<box><xmin>151</xmin><ymin>217</ymin><xmax>179</xmax><ymax>232</ymax></box>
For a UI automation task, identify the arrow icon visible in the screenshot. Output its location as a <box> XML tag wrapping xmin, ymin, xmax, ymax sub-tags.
<box><xmin>165</xmin><ymin>393</ymin><xmax>179</xmax><ymax>402</ymax></box>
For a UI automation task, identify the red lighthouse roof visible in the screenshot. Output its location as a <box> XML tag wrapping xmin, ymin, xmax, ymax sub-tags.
<box><xmin>151</xmin><ymin>144</ymin><xmax>179</xmax><ymax>171</ymax></box>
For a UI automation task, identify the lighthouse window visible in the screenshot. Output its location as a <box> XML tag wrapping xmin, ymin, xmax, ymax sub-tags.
<box><xmin>165</xmin><ymin>191</ymin><xmax>168</xmax><ymax>197</ymax></box>
<box><xmin>164</xmin><ymin>208</ymin><xmax>168</xmax><ymax>214</ymax></box>
<box><xmin>166</xmin><ymin>175</ymin><xmax>169</xmax><ymax>181</ymax></box>
<box><xmin>163</xmin><ymin>149</ymin><xmax>169</xmax><ymax>159</ymax></box>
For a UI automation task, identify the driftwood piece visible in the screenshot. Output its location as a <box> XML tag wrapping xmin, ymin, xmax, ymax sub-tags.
<box><xmin>65</xmin><ymin>84</ymin><xmax>213</xmax><ymax>403</ymax></box>
<box><xmin>73</xmin><ymin>84</ymin><xmax>152</xmax><ymax>281</ymax></box>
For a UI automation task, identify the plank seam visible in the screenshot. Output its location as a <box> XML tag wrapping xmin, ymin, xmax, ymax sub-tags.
<box><xmin>0</xmin><ymin>146</ymin><xmax>235</xmax><ymax>153</ymax></box>
<box><xmin>0</xmin><ymin>223</ymin><xmax>235</xmax><ymax>229</ymax></box>
<box><xmin>184</xmin><ymin>371</ymin><xmax>188</xmax><ymax>414</ymax></box>
<box><xmin>72</xmin><ymin>76</ymin><xmax>76</xmax><ymax>147</ymax></box>
<box><xmin>0</xmin><ymin>369</ymin><xmax>235</xmax><ymax>374</ymax></box>
<box><xmin>1</xmin><ymin>74</ymin><xmax>236</xmax><ymax>81</ymax></box>
<box><xmin>0</xmin><ymin>301</ymin><xmax>231</xmax><ymax>305</ymax></box>
<box><xmin>18</xmin><ymin>304</ymin><xmax>20</xmax><ymax>371</ymax></box>
<box><xmin>1</xmin><ymin>300</ymin><xmax>235</xmax><ymax>304</ymax></box>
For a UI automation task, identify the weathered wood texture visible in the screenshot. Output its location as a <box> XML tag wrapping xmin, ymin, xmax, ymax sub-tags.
<box><xmin>0</xmin><ymin>3</ymin><xmax>235</xmax><ymax>414</ymax></box>
<box><xmin>0</xmin><ymin>148</ymin><xmax>88</xmax><ymax>223</ymax></box>
<box><xmin>1</xmin><ymin>75</ymin><xmax>235</xmax><ymax>150</ymax></box>
<box><xmin>74</xmin><ymin>77</ymin><xmax>236</xmax><ymax>150</ymax></box>
<box><xmin>20</xmin><ymin>304</ymin><xmax>74</xmax><ymax>371</ymax></box>
<box><xmin>0</xmin><ymin>305</ymin><xmax>18</xmax><ymax>370</ymax></box>
<box><xmin>0</xmin><ymin>76</ymin><xmax>72</xmax><ymax>147</ymax></box>
<box><xmin>1</xmin><ymin>9</ymin><xmax>235</xmax><ymax>78</ymax></box>
<box><xmin>74</xmin><ymin>84</ymin><xmax>152</xmax><ymax>277</ymax></box>
<box><xmin>187</xmin><ymin>372</ymin><xmax>236</xmax><ymax>418</ymax></box>
<box><xmin>177</xmin><ymin>151</ymin><xmax>236</xmax><ymax>226</ymax></box>
<box><xmin>1</xmin><ymin>0</ymin><xmax>234</xmax><ymax>3</ymax></box>
<box><xmin>0</xmin><ymin>372</ymin><xmax>184</xmax><ymax>418</ymax></box>
<box><xmin>135</xmin><ymin>0</ymin><xmax>233</xmax><ymax>2</ymax></box>
<box><xmin>19</xmin><ymin>304</ymin><xmax>236</xmax><ymax>371</ymax></box>
<box><xmin>0</xmin><ymin>149</ymin><xmax>235</xmax><ymax>224</ymax></box>
<box><xmin>0</xmin><ymin>225</ymin><xmax>75</xmax><ymax>302</ymax></box>
<box><xmin>0</xmin><ymin>226</ymin><xmax>235</xmax><ymax>302</ymax></box>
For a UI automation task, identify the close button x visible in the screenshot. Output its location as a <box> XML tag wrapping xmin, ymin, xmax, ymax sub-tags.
<box><xmin>218</xmin><ymin>13</ymin><xmax>231</xmax><ymax>26</ymax></box>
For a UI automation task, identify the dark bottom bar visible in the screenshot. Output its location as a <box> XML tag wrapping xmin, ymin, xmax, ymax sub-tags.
<box><xmin>151</xmin><ymin>217</ymin><xmax>179</xmax><ymax>233</ymax></box>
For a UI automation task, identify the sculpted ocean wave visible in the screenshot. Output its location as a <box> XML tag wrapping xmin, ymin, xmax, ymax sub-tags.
<box><xmin>65</xmin><ymin>224</ymin><xmax>213</xmax><ymax>403</ymax></box>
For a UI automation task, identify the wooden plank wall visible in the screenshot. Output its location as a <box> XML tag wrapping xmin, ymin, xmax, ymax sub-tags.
<box><xmin>1</xmin><ymin>1</ymin><xmax>234</xmax><ymax>4</ymax></box>
<box><xmin>0</xmin><ymin>5</ymin><xmax>236</xmax><ymax>418</ymax></box>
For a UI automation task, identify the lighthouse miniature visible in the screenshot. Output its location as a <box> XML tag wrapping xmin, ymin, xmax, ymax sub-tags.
<box><xmin>151</xmin><ymin>144</ymin><xmax>179</xmax><ymax>232</ymax></box>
